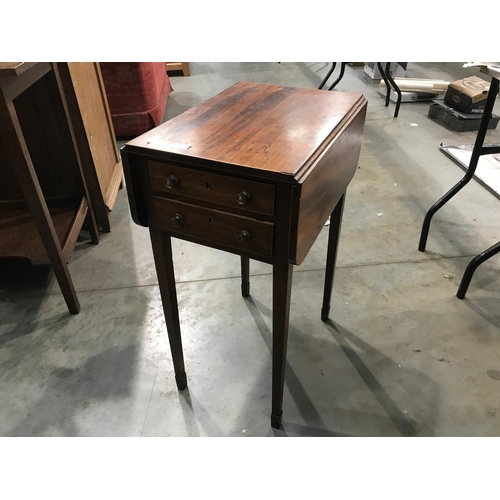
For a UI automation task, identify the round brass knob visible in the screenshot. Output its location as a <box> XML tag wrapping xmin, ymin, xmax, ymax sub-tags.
<box><xmin>237</xmin><ymin>230</ymin><xmax>251</xmax><ymax>245</ymax></box>
<box><xmin>171</xmin><ymin>213</ymin><xmax>184</xmax><ymax>226</ymax></box>
<box><xmin>165</xmin><ymin>175</ymin><xmax>178</xmax><ymax>189</ymax></box>
<box><xmin>236</xmin><ymin>190</ymin><xmax>251</xmax><ymax>205</ymax></box>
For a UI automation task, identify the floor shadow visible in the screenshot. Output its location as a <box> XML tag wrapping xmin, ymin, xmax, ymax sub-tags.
<box><xmin>162</xmin><ymin>93</ymin><xmax>204</xmax><ymax>123</ymax></box>
<box><xmin>179</xmin><ymin>387</ymin><xmax>224</xmax><ymax>436</ymax></box>
<box><xmin>243</xmin><ymin>295</ymin><xmax>438</xmax><ymax>437</ymax></box>
<box><xmin>0</xmin><ymin>258</ymin><xmax>53</xmax><ymax>293</ymax></box>
<box><xmin>244</xmin><ymin>296</ymin><xmax>328</xmax><ymax>431</ymax></box>
<box><xmin>5</xmin><ymin>342</ymin><xmax>142</xmax><ymax>436</ymax></box>
<box><xmin>280</xmin><ymin>422</ymin><xmax>353</xmax><ymax>437</ymax></box>
<box><xmin>1</xmin><ymin>280</ymin><xmax>152</xmax><ymax>436</ymax></box>
<box><xmin>294</xmin><ymin>62</ymin><xmax>329</xmax><ymax>87</ymax></box>
<box><xmin>462</xmin><ymin>297</ymin><xmax>500</xmax><ymax>330</ymax></box>
<box><xmin>0</xmin><ymin>311</ymin><xmax>70</xmax><ymax>350</ymax></box>
<box><xmin>322</xmin><ymin>319</ymin><xmax>419</xmax><ymax>437</ymax></box>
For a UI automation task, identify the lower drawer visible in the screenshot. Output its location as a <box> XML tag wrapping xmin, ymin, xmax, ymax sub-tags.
<box><xmin>154</xmin><ymin>197</ymin><xmax>274</xmax><ymax>258</ymax></box>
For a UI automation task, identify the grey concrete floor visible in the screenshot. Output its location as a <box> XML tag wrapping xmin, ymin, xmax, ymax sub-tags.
<box><xmin>1</xmin><ymin>63</ymin><xmax>500</xmax><ymax>436</ymax></box>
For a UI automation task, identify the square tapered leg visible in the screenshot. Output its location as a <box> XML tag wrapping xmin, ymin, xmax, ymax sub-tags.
<box><xmin>149</xmin><ymin>229</ymin><xmax>187</xmax><ymax>389</ymax></box>
<box><xmin>321</xmin><ymin>194</ymin><xmax>345</xmax><ymax>321</ymax></box>
<box><xmin>271</xmin><ymin>261</ymin><xmax>293</xmax><ymax>428</ymax></box>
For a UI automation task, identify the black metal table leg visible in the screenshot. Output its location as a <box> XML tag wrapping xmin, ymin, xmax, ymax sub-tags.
<box><xmin>378</xmin><ymin>62</ymin><xmax>391</xmax><ymax>107</ymax></box>
<box><xmin>328</xmin><ymin>63</ymin><xmax>347</xmax><ymax>90</ymax></box>
<box><xmin>418</xmin><ymin>77</ymin><xmax>499</xmax><ymax>252</ymax></box>
<box><xmin>457</xmin><ymin>241</ymin><xmax>500</xmax><ymax>299</ymax></box>
<box><xmin>377</xmin><ymin>62</ymin><xmax>402</xmax><ymax>117</ymax></box>
<box><xmin>318</xmin><ymin>63</ymin><xmax>336</xmax><ymax>90</ymax></box>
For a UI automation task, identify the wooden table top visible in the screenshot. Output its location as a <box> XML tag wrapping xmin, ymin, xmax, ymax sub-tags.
<box><xmin>0</xmin><ymin>62</ymin><xmax>37</xmax><ymax>77</ymax></box>
<box><xmin>126</xmin><ymin>81</ymin><xmax>364</xmax><ymax>178</ymax></box>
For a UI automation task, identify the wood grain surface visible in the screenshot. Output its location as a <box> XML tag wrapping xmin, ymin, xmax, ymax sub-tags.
<box><xmin>149</xmin><ymin>160</ymin><xmax>275</xmax><ymax>215</ymax></box>
<box><xmin>127</xmin><ymin>81</ymin><xmax>364</xmax><ymax>177</ymax></box>
<box><xmin>154</xmin><ymin>196</ymin><xmax>274</xmax><ymax>258</ymax></box>
<box><xmin>0</xmin><ymin>62</ymin><xmax>37</xmax><ymax>76</ymax></box>
<box><xmin>67</xmin><ymin>63</ymin><xmax>122</xmax><ymax>209</ymax></box>
<box><xmin>291</xmin><ymin>98</ymin><xmax>367</xmax><ymax>264</ymax></box>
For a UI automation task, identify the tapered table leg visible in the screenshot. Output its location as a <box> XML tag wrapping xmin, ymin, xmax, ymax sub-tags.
<box><xmin>271</xmin><ymin>261</ymin><xmax>293</xmax><ymax>429</ymax></box>
<box><xmin>149</xmin><ymin>229</ymin><xmax>187</xmax><ymax>389</ymax></box>
<box><xmin>241</xmin><ymin>256</ymin><xmax>250</xmax><ymax>297</ymax></box>
<box><xmin>0</xmin><ymin>96</ymin><xmax>80</xmax><ymax>314</ymax></box>
<box><xmin>321</xmin><ymin>194</ymin><xmax>345</xmax><ymax>321</ymax></box>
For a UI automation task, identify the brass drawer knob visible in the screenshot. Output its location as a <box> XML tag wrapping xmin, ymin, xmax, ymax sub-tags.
<box><xmin>171</xmin><ymin>213</ymin><xmax>184</xmax><ymax>226</ymax></box>
<box><xmin>165</xmin><ymin>175</ymin><xmax>178</xmax><ymax>189</ymax></box>
<box><xmin>236</xmin><ymin>190</ymin><xmax>251</xmax><ymax>205</ymax></box>
<box><xmin>237</xmin><ymin>230</ymin><xmax>251</xmax><ymax>245</ymax></box>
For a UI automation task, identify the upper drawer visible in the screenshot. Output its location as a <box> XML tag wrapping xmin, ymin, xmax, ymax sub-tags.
<box><xmin>149</xmin><ymin>161</ymin><xmax>275</xmax><ymax>216</ymax></box>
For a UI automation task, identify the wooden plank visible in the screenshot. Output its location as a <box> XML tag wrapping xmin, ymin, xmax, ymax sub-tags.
<box><xmin>0</xmin><ymin>200</ymin><xmax>83</xmax><ymax>265</ymax></box>
<box><xmin>0</xmin><ymin>62</ymin><xmax>37</xmax><ymax>76</ymax></box>
<box><xmin>62</xmin><ymin>197</ymin><xmax>88</xmax><ymax>262</ymax></box>
<box><xmin>165</xmin><ymin>62</ymin><xmax>183</xmax><ymax>72</ymax></box>
<box><xmin>166</xmin><ymin>62</ymin><xmax>190</xmax><ymax>75</ymax></box>
<box><xmin>68</xmin><ymin>63</ymin><xmax>120</xmax><ymax>193</ymax></box>
<box><xmin>95</xmin><ymin>63</ymin><xmax>120</xmax><ymax>161</ymax></box>
<box><xmin>67</xmin><ymin>62</ymin><xmax>123</xmax><ymax>225</ymax></box>
<box><xmin>104</xmin><ymin>163</ymin><xmax>123</xmax><ymax>210</ymax></box>
<box><xmin>61</xmin><ymin>62</ymin><xmax>109</xmax><ymax>231</ymax></box>
<box><xmin>0</xmin><ymin>62</ymin><xmax>51</xmax><ymax>100</ymax></box>
<box><xmin>51</xmin><ymin>63</ymin><xmax>99</xmax><ymax>245</ymax></box>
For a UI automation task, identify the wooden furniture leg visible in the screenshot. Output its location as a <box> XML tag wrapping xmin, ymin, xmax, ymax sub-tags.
<box><xmin>149</xmin><ymin>229</ymin><xmax>187</xmax><ymax>389</ymax></box>
<box><xmin>321</xmin><ymin>194</ymin><xmax>345</xmax><ymax>321</ymax></box>
<box><xmin>0</xmin><ymin>97</ymin><xmax>80</xmax><ymax>314</ymax></box>
<box><xmin>181</xmin><ymin>63</ymin><xmax>191</xmax><ymax>77</ymax></box>
<box><xmin>271</xmin><ymin>261</ymin><xmax>293</xmax><ymax>429</ymax></box>
<box><xmin>241</xmin><ymin>256</ymin><xmax>250</xmax><ymax>297</ymax></box>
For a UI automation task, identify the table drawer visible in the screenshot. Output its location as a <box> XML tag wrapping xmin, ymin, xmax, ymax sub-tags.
<box><xmin>154</xmin><ymin>197</ymin><xmax>274</xmax><ymax>258</ymax></box>
<box><xmin>149</xmin><ymin>161</ymin><xmax>275</xmax><ymax>216</ymax></box>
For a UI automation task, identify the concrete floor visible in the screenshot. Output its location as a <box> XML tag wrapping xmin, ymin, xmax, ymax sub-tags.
<box><xmin>1</xmin><ymin>63</ymin><xmax>500</xmax><ymax>436</ymax></box>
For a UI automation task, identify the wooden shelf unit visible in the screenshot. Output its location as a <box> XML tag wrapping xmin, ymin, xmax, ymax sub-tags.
<box><xmin>0</xmin><ymin>197</ymin><xmax>88</xmax><ymax>265</ymax></box>
<box><xmin>0</xmin><ymin>62</ymin><xmax>99</xmax><ymax>314</ymax></box>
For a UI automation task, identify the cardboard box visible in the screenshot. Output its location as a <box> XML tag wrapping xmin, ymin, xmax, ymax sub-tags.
<box><xmin>444</xmin><ymin>76</ymin><xmax>490</xmax><ymax>113</ymax></box>
<box><xmin>364</xmin><ymin>62</ymin><xmax>407</xmax><ymax>80</ymax></box>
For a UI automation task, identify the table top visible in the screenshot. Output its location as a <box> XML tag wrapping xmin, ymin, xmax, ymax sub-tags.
<box><xmin>0</xmin><ymin>62</ymin><xmax>37</xmax><ymax>77</ymax></box>
<box><xmin>126</xmin><ymin>81</ymin><xmax>364</xmax><ymax>178</ymax></box>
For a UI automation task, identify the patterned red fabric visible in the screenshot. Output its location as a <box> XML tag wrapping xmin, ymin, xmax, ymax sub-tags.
<box><xmin>100</xmin><ymin>62</ymin><xmax>173</xmax><ymax>137</ymax></box>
